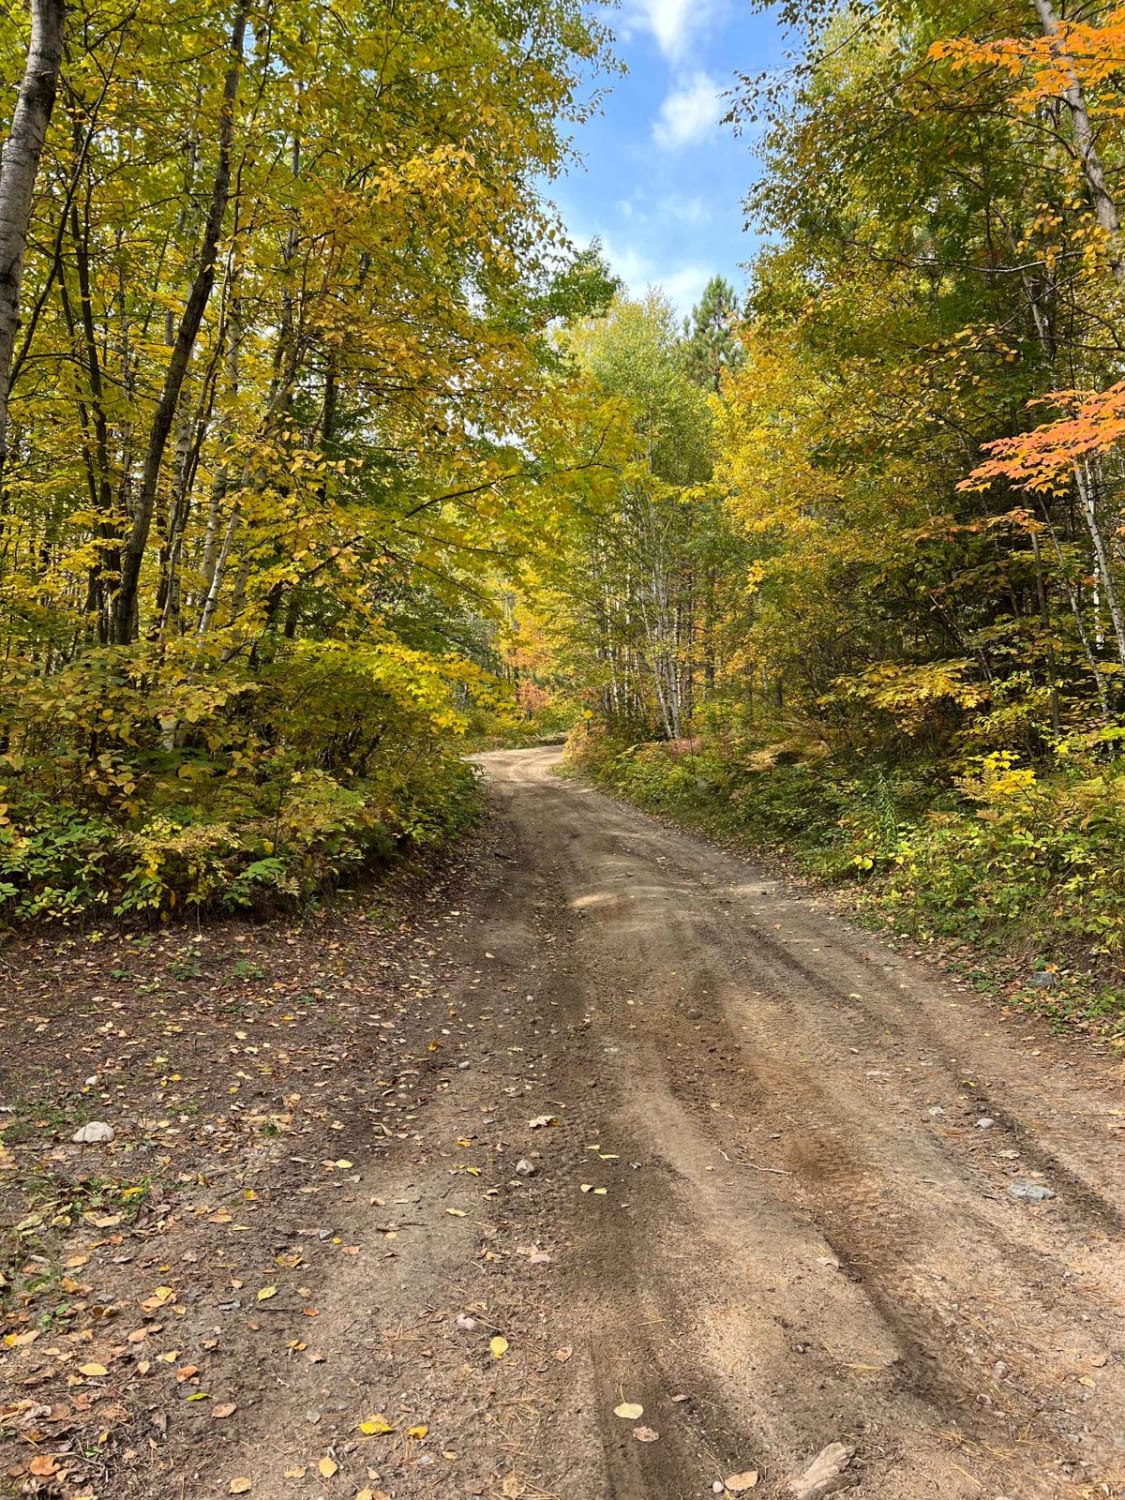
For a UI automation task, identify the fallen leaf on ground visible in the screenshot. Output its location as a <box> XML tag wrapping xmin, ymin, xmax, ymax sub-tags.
<box><xmin>408</xmin><ymin>1424</ymin><xmax>429</xmax><ymax>1439</ymax></box>
<box><xmin>358</xmin><ymin>1414</ymin><xmax>396</xmax><ymax>1435</ymax></box>
<box><xmin>256</xmin><ymin>1286</ymin><xmax>277</xmax><ymax>1301</ymax></box>
<box><xmin>140</xmin><ymin>1286</ymin><xmax>175</xmax><ymax>1311</ymax></box>
<box><xmin>725</xmin><ymin>1473</ymin><xmax>759</xmax><ymax>1492</ymax></box>
<box><xmin>554</xmin><ymin>1347</ymin><xmax>572</xmax><ymax>1362</ymax></box>
<box><xmin>633</xmin><ymin>1426</ymin><xmax>659</xmax><ymax>1442</ymax></box>
<box><xmin>318</xmin><ymin>1458</ymin><xmax>338</xmax><ymax>1478</ymax></box>
<box><xmin>78</xmin><ymin>1362</ymin><xmax>108</xmax><ymax>1377</ymax></box>
<box><xmin>29</xmin><ymin>1457</ymin><xmax>59</xmax><ymax>1477</ymax></box>
<box><xmin>213</xmin><ymin>1403</ymin><xmax>237</xmax><ymax>1419</ymax></box>
<box><xmin>490</xmin><ymin>1335</ymin><xmax>509</xmax><ymax>1358</ymax></box>
<box><xmin>528</xmin><ymin>1115</ymin><xmax>558</xmax><ymax>1129</ymax></box>
<box><xmin>445</xmin><ymin>1208</ymin><xmax>467</xmax><ymax>1217</ymax></box>
<box><xmin>4</xmin><ymin>1330</ymin><xmax>40</xmax><ymax>1347</ymax></box>
<box><xmin>229</xmin><ymin>1481</ymin><xmax>252</xmax><ymax>1495</ymax></box>
<box><xmin>614</xmin><ymin>1402</ymin><xmax>643</xmax><ymax>1420</ymax></box>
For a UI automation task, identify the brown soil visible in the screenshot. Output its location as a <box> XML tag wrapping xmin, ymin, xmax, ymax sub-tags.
<box><xmin>2</xmin><ymin>746</ymin><xmax>1124</xmax><ymax>1500</ymax></box>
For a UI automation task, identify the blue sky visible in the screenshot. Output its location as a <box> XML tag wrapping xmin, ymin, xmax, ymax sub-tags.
<box><xmin>552</xmin><ymin>0</ymin><xmax>788</xmax><ymax>319</ymax></box>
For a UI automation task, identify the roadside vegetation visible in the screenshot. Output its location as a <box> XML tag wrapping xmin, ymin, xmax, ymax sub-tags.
<box><xmin>566</xmin><ymin>729</ymin><xmax>1125</xmax><ymax>1036</ymax></box>
<box><xmin>3</xmin><ymin>0</ymin><xmax>1125</xmax><ymax>1046</ymax></box>
<box><xmin>0</xmin><ymin>0</ymin><xmax>615</xmax><ymax>920</ymax></box>
<box><xmin>507</xmin><ymin>2</ymin><xmax>1125</xmax><ymax>1040</ymax></box>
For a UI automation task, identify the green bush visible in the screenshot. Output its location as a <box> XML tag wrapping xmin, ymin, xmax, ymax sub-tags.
<box><xmin>0</xmin><ymin>639</ymin><xmax>484</xmax><ymax>921</ymax></box>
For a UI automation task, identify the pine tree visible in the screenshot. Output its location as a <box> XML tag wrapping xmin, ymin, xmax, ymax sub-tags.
<box><xmin>683</xmin><ymin>276</ymin><xmax>744</xmax><ymax>393</ymax></box>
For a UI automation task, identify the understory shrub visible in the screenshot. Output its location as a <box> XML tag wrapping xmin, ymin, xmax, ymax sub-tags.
<box><xmin>567</xmin><ymin>725</ymin><xmax>1125</xmax><ymax>1011</ymax></box>
<box><xmin>0</xmin><ymin>638</ymin><xmax>485</xmax><ymax>921</ymax></box>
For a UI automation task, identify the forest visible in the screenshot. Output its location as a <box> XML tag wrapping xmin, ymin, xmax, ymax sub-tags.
<box><xmin>1</xmin><ymin>0</ymin><xmax>1125</xmax><ymax>1024</ymax></box>
<box><xmin>5</xmin><ymin>6</ymin><xmax>1125</xmax><ymax>1497</ymax></box>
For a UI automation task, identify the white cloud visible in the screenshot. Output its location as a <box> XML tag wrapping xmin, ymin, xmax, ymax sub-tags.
<box><xmin>616</xmin><ymin>191</ymin><xmax>648</xmax><ymax>221</ymax></box>
<box><xmin>597</xmin><ymin>232</ymin><xmax>713</xmax><ymax>318</ymax></box>
<box><xmin>653</xmin><ymin>73</ymin><xmax>722</xmax><ymax>150</ymax></box>
<box><xmin>658</xmin><ymin>193</ymin><xmax>710</xmax><ymax>225</ymax></box>
<box><xmin>597</xmin><ymin>234</ymin><xmax>655</xmax><ymax>292</ymax></box>
<box><xmin>628</xmin><ymin>0</ymin><xmax>708</xmax><ymax>60</ymax></box>
<box><xmin>660</xmin><ymin>264</ymin><xmax>714</xmax><ymax>315</ymax></box>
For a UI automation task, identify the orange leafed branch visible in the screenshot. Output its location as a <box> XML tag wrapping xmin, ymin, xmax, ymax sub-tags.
<box><xmin>930</xmin><ymin>10</ymin><xmax>1125</xmax><ymax>109</ymax></box>
<box><xmin>962</xmin><ymin>382</ymin><xmax>1125</xmax><ymax>493</ymax></box>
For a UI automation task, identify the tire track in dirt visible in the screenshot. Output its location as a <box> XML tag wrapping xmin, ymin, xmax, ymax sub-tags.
<box><xmin>98</xmin><ymin>747</ymin><xmax>1123</xmax><ymax>1500</ymax></box>
<box><xmin>481</xmin><ymin>747</ymin><xmax>1125</xmax><ymax>1499</ymax></box>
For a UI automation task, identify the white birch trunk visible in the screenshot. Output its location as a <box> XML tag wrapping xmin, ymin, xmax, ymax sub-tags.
<box><xmin>0</xmin><ymin>0</ymin><xmax>65</xmax><ymax>477</ymax></box>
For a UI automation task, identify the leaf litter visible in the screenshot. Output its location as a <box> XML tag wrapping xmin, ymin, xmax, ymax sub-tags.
<box><xmin>0</xmin><ymin>841</ymin><xmax>577</xmax><ymax>1498</ymax></box>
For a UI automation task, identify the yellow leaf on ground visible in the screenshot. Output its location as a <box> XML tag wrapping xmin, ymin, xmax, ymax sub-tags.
<box><xmin>256</xmin><ymin>1286</ymin><xmax>277</xmax><ymax>1301</ymax></box>
<box><xmin>407</xmin><ymin>1424</ymin><xmax>428</xmax><ymax>1438</ymax></box>
<box><xmin>725</xmin><ymin>1473</ymin><xmax>760</xmax><ymax>1492</ymax></box>
<box><xmin>358</xmin><ymin>1414</ymin><xmax>396</xmax><ymax>1435</ymax></box>
<box><xmin>490</xmin><ymin>1336</ymin><xmax>509</xmax><ymax>1358</ymax></box>
<box><xmin>318</xmin><ymin>1457</ymin><xmax>338</xmax><ymax>1478</ymax></box>
<box><xmin>78</xmin><ymin>1362</ymin><xmax>108</xmax><ymax>1377</ymax></box>
<box><xmin>613</xmin><ymin>1402</ymin><xmax>643</xmax><ymax>1420</ymax></box>
<box><xmin>229</xmin><ymin>1481</ymin><xmax>252</xmax><ymax>1495</ymax></box>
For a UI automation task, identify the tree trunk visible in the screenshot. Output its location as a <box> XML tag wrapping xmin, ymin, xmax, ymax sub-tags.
<box><xmin>1075</xmin><ymin>458</ymin><xmax>1125</xmax><ymax>670</ymax></box>
<box><xmin>111</xmin><ymin>0</ymin><xmax>248</xmax><ymax>644</ymax></box>
<box><xmin>1034</xmin><ymin>0</ymin><xmax>1124</xmax><ymax>281</ymax></box>
<box><xmin>0</xmin><ymin>0</ymin><xmax>66</xmax><ymax>481</ymax></box>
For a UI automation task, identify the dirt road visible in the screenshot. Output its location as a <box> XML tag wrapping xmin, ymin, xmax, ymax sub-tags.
<box><xmin>4</xmin><ymin>746</ymin><xmax>1124</xmax><ymax>1500</ymax></box>
<box><xmin>456</xmin><ymin>747</ymin><xmax>1125</xmax><ymax>1500</ymax></box>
